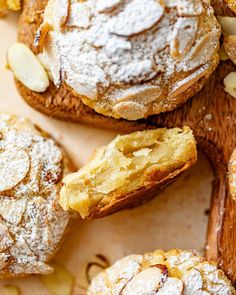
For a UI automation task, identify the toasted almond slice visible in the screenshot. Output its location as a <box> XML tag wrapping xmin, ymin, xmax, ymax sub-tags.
<box><xmin>34</xmin><ymin>22</ymin><xmax>53</xmax><ymax>51</ymax></box>
<box><xmin>186</xmin><ymin>31</ymin><xmax>219</xmax><ymax>70</ymax></box>
<box><xmin>40</xmin><ymin>262</ymin><xmax>74</xmax><ymax>295</ymax></box>
<box><xmin>0</xmin><ymin>148</ymin><xmax>30</xmax><ymax>192</ymax></box>
<box><xmin>3</xmin><ymin>285</ymin><xmax>20</xmax><ymax>295</ymax></box>
<box><xmin>7</xmin><ymin>43</ymin><xmax>50</xmax><ymax>92</ymax></box>
<box><xmin>67</xmin><ymin>2</ymin><xmax>91</xmax><ymax>28</ymax></box>
<box><xmin>109</xmin><ymin>0</ymin><xmax>164</xmax><ymax>37</ymax></box>
<box><xmin>224</xmin><ymin>72</ymin><xmax>236</xmax><ymax>98</ymax></box>
<box><xmin>96</xmin><ymin>0</ymin><xmax>123</xmax><ymax>13</ymax></box>
<box><xmin>37</xmin><ymin>53</ymin><xmax>54</xmax><ymax>81</ymax></box>
<box><xmin>176</xmin><ymin>0</ymin><xmax>203</xmax><ymax>16</ymax></box>
<box><xmin>217</xmin><ymin>16</ymin><xmax>236</xmax><ymax>35</ymax></box>
<box><xmin>158</xmin><ymin>277</ymin><xmax>184</xmax><ymax>294</ymax></box>
<box><xmin>169</xmin><ymin>65</ymin><xmax>209</xmax><ymax>98</ymax></box>
<box><xmin>223</xmin><ymin>35</ymin><xmax>236</xmax><ymax>65</ymax></box>
<box><xmin>170</xmin><ymin>17</ymin><xmax>198</xmax><ymax>60</ymax></box>
<box><xmin>122</xmin><ymin>267</ymin><xmax>167</xmax><ymax>295</ymax></box>
<box><xmin>114</xmin><ymin>101</ymin><xmax>147</xmax><ymax>120</ymax></box>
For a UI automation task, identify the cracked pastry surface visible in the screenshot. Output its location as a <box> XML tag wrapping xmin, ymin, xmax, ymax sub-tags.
<box><xmin>36</xmin><ymin>0</ymin><xmax>220</xmax><ymax>120</ymax></box>
<box><xmin>60</xmin><ymin>127</ymin><xmax>197</xmax><ymax>219</ymax></box>
<box><xmin>88</xmin><ymin>249</ymin><xmax>236</xmax><ymax>295</ymax></box>
<box><xmin>0</xmin><ymin>113</ymin><xmax>73</xmax><ymax>277</ymax></box>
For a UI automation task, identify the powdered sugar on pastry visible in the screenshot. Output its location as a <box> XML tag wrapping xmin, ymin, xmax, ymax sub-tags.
<box><xmin>39</xmin><ymin>0</ymin><xmax>220</xmax><ymax>120</ymax></box>
<box><xmin>88</xmin><ymin>250</ymin><xmax>236</xmax><ymax>294</ymax></box>
<box><xmin>0</xmin><ymin>113</ymin><xmax>72</xmax><ymax>277</ymax></box>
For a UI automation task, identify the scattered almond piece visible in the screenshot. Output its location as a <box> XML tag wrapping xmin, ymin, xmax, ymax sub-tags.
<box><xmin>37</xmin><ymin>53</ymin><xmax>54</xmax><ymax>81</ymax></box>
<box><xmin>224</xmin><ymin>72</ymin><xmax>236</xmax><ymax>98</ymax></box>
<box><xmin>7</xmin><ymin>43</ymin><xmax>49</xmax><ymax>92</ymax></box>
<box><xmin>217</xmin><ymin>16</ymin><xmax>236</xmax><ymax>35</ymax></box>
<box><xmin>40</xmin><ymin>262</ymin><xmax>74</xmax><ymax>295</ymax></box>
<box><xmin>223</xmin><ymin>35</ymin><xmax>236</xmax><ymax>65</ymax></box>
<box><xmin>3</xmin><ymin>285</ymin><xmax>20</xmax><ymax>295</ymax></box>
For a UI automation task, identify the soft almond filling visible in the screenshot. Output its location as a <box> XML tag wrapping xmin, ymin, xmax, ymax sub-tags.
<box><xmin>60</xmin><ymin>127</ymin><xmax>196</xmax><ymax>218</ymax></box>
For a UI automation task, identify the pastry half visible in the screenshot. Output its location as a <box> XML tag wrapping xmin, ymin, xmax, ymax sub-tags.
<box><xmin>0</xmin><ymin>113</ymin><xmax>74</xmax><ymax>277</ymax></box>
<box><xmin>60</xmin><ymin>127</ymin><xmax>197</xmax><ymax>219</ymax></box>
<box><xmin>88</xmin><ymin>249</ymin><xmax>236</xmax><ymax>294</ymax></box>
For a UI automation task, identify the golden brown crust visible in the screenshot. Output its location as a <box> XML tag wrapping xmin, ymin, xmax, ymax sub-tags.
<box><xmin>60</xmin><ymin>127</ymin><xmax>197</xmax><ymax>219</ymax></box>
<box><xmin>18</xmin><ymin>0</ymin><xmax>218</xmax><ymax>130</ymax></box>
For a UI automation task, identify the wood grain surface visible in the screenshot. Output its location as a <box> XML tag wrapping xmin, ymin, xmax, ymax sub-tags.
<box><xmin>16</xmin><ymin>0</ymin><xmax>236</xmax><ymax>284</ymax></box>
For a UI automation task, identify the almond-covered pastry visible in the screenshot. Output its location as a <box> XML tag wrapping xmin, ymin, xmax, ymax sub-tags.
<box><xmin>34</xmin><ymin>0</ymin><xmax>221</xmax><ymax>121</ymax></box>
<box><xmin>0</xmin><ymin>113</ymin><xmax>73</xmax><ymax>277</ymax></box>
<box><xmin>60</xmin><ymin>127</ymin><xmax>197</xmax><ymax>219</ymax></box>
<box><xmin>88</xmin><ymin>249</ymin><xmax>236</xmax><ymax>295</ymax></box>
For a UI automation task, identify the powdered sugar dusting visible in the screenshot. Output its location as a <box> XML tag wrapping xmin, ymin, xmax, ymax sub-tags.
<box><xmin>88</xmin><ymin>250</ymin><xmax>236</xmax><ymax>294</ymax></box>
<box><xmin>0</xmin><ymin>114</ymin><xmax>71</xmax><ymax>277</ymax></box>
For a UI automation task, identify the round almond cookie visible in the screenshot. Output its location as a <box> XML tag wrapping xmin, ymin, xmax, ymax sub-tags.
<box><xmin>35</xmin><ymin>0</ymin><xmax>221</xmax><ymax>121</ymax></box>
<box><xmin>0</xmin><ymin>113</ymin><xmax>73</xmax><ymax>278</ymax></box>
<box><xmin>88</xmin><ymin>249</ymin><xmax>236</xmax><ymax>295</ymax></box>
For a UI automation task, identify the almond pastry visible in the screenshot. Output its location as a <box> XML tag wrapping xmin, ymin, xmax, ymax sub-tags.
<box><xmin>60</xmin><ymin>127</ymin><xmax>197</xmax><ymax>219</ymax></box>
<box><xmin>88</xmin><ymin>249</ymin><xmax>236</xmax><ymax>295</ymax></box>
<box><xmin>0</xmin><ymin>113</ymin><xmax>73</xmax><ymax>277</ymax></box>
<box><xmin>33</xmin><ymin>0</ymin><xmax>220</xmax><ymax>121</ymax></box>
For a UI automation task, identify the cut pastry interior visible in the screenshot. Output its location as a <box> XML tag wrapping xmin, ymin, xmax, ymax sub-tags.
<box><xmin>33</xmin><ymin>0</ymin><xmax>220</xmax><ymax>120</ymax></box>
<box><xmin>0</xmin><ymin>113</ymin><xmax>74</xmax><ymax>278</ymax></box>
<box><xmin>88</xmin><ymin>249</ymin><xmax>236</xmax><ymax>294</ymax></box>
<box><xmin>60</xmin><ymin>127</ymin><xmax>197</xmax><ymax>219</ymax></box>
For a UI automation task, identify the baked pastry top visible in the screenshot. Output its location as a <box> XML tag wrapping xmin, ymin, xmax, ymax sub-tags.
<box><xmin>88</xmin><ymin>249</ymin><xmax>236</xmax><ymax>294</ymax></box>
<box><xmin>0</xmin><ymin>114</ymin><xmax>73</xmax><ymax>277</ymax></box>
<box><xmin>36</xmin><ymin>0</ymin><xmax>220</xmax><ymax>120</ymax></box>
<box><xmin>60</xmin><ymin>127</ymin><xmax>197</xmax><ymax>219</ymax></box>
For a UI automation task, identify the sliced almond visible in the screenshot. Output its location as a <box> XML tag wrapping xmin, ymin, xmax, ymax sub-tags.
<box><xmin>170</xmin><ymin>17</ymin><xmax>198</xmax><ymax>60</ymax></box>
<box><xmin>114</xmin><ymin>101</ymin><xmax>147</xmax><ymax>120</ymax></box>
<box><xmin>40</xmin><ymin>262</ymin><xmax>74</xmax><ymax>295</ymax></box>
<box><xmin>186</xmin><ymin>31</ymin><xmax>219</xmax><ymax>70</ymax></box>
<box><xmin>217</xmin><ymin>17</ymin><xmax>236</xmax><ymax>36</ymax></box>
<box><xmin>224</xmin><ymin>72</ymin><xmax>236</xmax><ymax>99</ymax></box>
<box><xmin>67</xmin><ymin>2</ymin><xmax>91</xmax><ymax>28</ymax></box>
<box><xmin>0</xmin><ymin>198</ymin><xmax>26</xmax><ymax>225</ymax></box>
<box><xmin>7</xmin><ymin>43</ymin><xmax>50</xmax><ymax>92</ymax></box>
<box><xmin>0</xmin><ymin>148</ymin><xmax>30</xmax><ymax>192</ymax></box>
<box><xmin>3</xmin><ymin>285</ymin><xmax>19</xmax><ymax>295</ymax></box>
<box><xmin>96</xmin><ymin>0</ymin><xmax>123</xmax><ymax>13</ymax></box>
<box><xmin>122</xmin><ymin>266</ymin><xmax>167</xmax><ymax>295</ymax></box>
<box><xmin>158</xmin><ymin>277</ymin><xmax>184</xmax><ymax>295</ymax></box>
<box><xmin>109</xmin><ymin>0</ymin><xmax>164</xmax><ymax>37</ymax></box>
<box><xmin>37</xmin><ymin>53</ymin><xmax>54</xmax><ymax>81</ymax></box>
<box><xmin>223</xmin><ymin>35</ymin><xmax>236</xmax><ymax>65</ymax></box>
<box><xmin>53</xmin><ymin>0</ymin><xmax>69</xmax><ymax>29</ymax></box>
<box><xmin>176</xmin><ymin>0</ymin><xmax>203</xmax><ymax>16</ymax></box>
<box><xmin>169</xmin><ymin>64</ymin><xmax>209</xmax><ymax>98</ymax></box>
<box><xmin>34</xmin><ymin>22</ymin><xmax>53</xmax><ymax>52</ymax></box>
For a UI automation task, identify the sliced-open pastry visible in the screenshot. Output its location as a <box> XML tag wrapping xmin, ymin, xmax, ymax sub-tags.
<box><xmin>16</xmin><ymin>0</ymin><xmax>220</xmax><ymax>127</ymax></box>
<box><xmin>0</xmin><ymin>113</ymin><xmax>73</xmax><ymax>277</ymax></box>
<box><xmin>88</xmin><ymin>249</ymin><xmax>236</xmax><ymax>294</ymax></box>
<box><xmin>60</xmin><ymin>127</ymin><xmax>197</xmax><ymax>219</ymax></box>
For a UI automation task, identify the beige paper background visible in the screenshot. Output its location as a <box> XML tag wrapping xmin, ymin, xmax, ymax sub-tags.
<box><xmin>0</xmin><ymin>12</ymin><xmax>213</xmax><ymax>295</ymax></box>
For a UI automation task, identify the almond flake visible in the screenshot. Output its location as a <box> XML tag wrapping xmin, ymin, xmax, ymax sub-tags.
<box><xmin>0</xmin><ymin>149</ymin><xmax>29</xmax><ymax>192</ymax></box>
<box><xmin>96</xmin><ymin>0</ymin><xmax>123</xmax><ymax>13</ymax></box>
<box><xmin>109</xmin><ymin>0</ymin><xmax>164</xmax><ymax>37</ymax></box>
<box><xmin>7</xmin><ymin>43</ymin><xmax>50</xmax><ymax>92</ymax></box>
